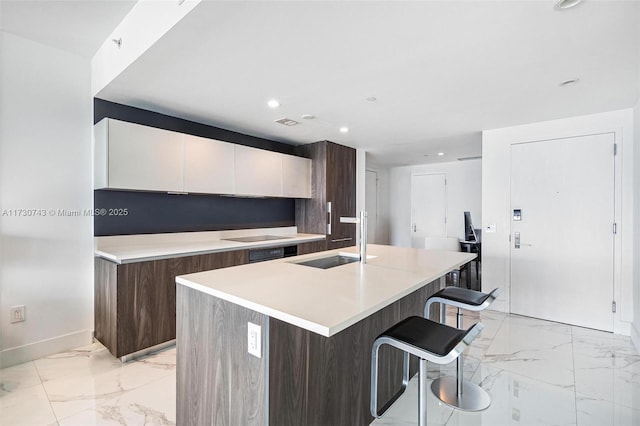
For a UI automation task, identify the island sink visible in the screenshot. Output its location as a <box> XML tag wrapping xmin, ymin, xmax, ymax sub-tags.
<box><xmin>292</xmin><ymin>254</ymin><xmax>360</xmax><ymax>269</ymax></box>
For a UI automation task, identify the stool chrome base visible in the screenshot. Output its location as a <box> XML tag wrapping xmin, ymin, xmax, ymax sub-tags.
<box><xmin>430</xmin><ymin>377</ymin><xmax>491</xmax><ymax>411</ymax></box>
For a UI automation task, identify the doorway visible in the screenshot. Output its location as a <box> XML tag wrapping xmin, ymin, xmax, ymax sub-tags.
<box><xmin>410</xmin><ymin>173</ymin><xmax>447</xmax><ymax>248</ymax></box>
<box><xmin>510</xmin><ymin>133</ymin><xmax>615</xmax><ymax>331</ymax></box>
<box><xmin>366</xmin><ymin>170</ymin><xmax>378</xmax><ymax>244</ymax></box>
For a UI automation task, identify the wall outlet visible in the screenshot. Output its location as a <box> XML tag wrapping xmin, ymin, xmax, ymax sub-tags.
<box><xmin>10</xmin><ymin>305</ymin><xmax>26</xmax><ymax>323</ymax></box>
<box><xmin>247</xmin><ymin>322</ymin><xmax>261</xmax><ymax>358</ymax></box>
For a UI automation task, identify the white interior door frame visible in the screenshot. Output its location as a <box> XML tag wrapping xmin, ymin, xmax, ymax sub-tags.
<box><xmin>410</xmin><ymin>173</ymin><xmax>448</xmax><ymax>247</ymax></box>
<box><xmin>505</xmin><ymin>130</ymin><xmax>624</xmax><ymax>332</ymax></box>
<box><xmin>509</xmin><ymin>132</ymin><xmax>616</xmax><ymax>331</ymax></box>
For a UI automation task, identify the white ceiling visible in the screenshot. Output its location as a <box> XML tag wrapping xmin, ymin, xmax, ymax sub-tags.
<box><xmin>0</xmin><ymin>0</ymin><xmax>136</xmax><ymax>58</ymax></box>
<box><xmin>4</xmin><ymin>1</ymin><xmax>639</xmax><ymax>166</ymax></box>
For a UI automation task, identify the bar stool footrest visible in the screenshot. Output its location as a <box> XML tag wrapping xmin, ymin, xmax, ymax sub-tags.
<box><xmin>430</xmin><ymin>376</ymin><xmax>491</xmax><ymax>411</ymax></box>
<box><xmin>375</xmin><ymin>383</ymin><xmax>409</xmax><ymax>417</ymax></box>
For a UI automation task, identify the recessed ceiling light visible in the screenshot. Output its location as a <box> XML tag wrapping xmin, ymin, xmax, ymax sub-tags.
<box><xmin>339</xmin><ymin>127</ymin><xmax>349</xmax><ymax>133</ymax></box>
<box><xmin>554</xmin><ymin>0</ymin><xmax>583</xmax><ymax>10</ymax></box>
<box><xmin>301</xmin><ymin>114</ymin><xmax>315</xmax><ymax>120</ymax></box>
<box><xmin>560</xmin><ymin>78</ymin><xmax>580</xmax><ymax>87</ymax></box>
<box><xmin>438</xmin><ymin>152</ymin><xmax>445</xmax><ymax>156</ymax></box>
<box><xmin>267</xmin><ymin>99</ymin><xmax>280</xmax><ymax>108</ymax></box>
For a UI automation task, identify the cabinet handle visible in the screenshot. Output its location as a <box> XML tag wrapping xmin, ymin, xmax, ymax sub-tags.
<box><xmin>327</xmin><ymin>202</ymin><xmax>332</xmax><ymax>235</ymax></box>
<box><xmin>331</xmin><ymin>237</ymin><xmax>352</xmax><ymax>243</ymax></box>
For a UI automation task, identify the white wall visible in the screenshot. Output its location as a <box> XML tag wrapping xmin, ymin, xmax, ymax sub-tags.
<box><xmin>632</xmin><ymin>8</ymin><xmax>640</xmax><ymax>350</ymax></box>
<box><xmin>633</xmin><ymin>100</ymin><xmax>640</xmax><ymax>350</ymax></box>
<box><xmin>482</xmin><ymin>109</ymin><xmax>635</xmax><ymax>334</ymax></box>
<box><xmin>0</xmin><ymin>32</ymin><xmax>94</xmax><ymax>367</ymax></box>
<box><xmin>92</xmin><ymin>0</ymin><xmax>201</xmax><ymax>95</ymax></box>
<box><xmin>388</xmin><ymin>159</ymin><xmax>482</xmax><ymax>248</ymax></box>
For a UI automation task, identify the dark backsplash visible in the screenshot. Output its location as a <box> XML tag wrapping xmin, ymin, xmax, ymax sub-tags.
<box><xmin>94</xmin><ymin>99</ymin><xmax>297</xmax><ymax>236</ymax></box>
<box><xmin>94</xmin><ymin>190</ymin><xmax>295</xmax><ymax>236</ymax></box>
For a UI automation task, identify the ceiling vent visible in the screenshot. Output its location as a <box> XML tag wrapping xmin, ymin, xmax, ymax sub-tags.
<box><xmin>275</xmin><ymin>118</ymin><xmax>300</xmax><ymax>127</ymax></box>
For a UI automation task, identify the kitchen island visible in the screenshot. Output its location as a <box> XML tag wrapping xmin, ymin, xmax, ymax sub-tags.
<box><xmin>176</xmin><ymin>244</ymin><xmax>475</xmax><ymax>426</ymax></box>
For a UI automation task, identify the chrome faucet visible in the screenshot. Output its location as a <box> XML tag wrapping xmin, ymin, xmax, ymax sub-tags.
<box><xmin>340</xmin><ymin>211</ymin><xmax>368</xmax><ymax>263</ymax></box>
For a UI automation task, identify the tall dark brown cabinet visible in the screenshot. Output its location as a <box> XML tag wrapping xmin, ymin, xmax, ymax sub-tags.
<box><xmin>295</xmin><ymin>141</ymin><xmax>356</xmax><ymax>250</ymax></box>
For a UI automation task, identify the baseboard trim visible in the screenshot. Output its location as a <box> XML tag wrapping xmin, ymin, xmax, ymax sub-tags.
<box><xmin>631</xmin><ymin>322</ymin><xmax>640</xmax><ymax>353</ymax></box>
<box><xmin>0</xmin><ymin>329</ymin><xmax>93</xmax><ymax>368</ymax></box>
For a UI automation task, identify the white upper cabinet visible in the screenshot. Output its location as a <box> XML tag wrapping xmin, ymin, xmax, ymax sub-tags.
<box><xmin>282</xmin><ymin>154</ymin><xmax>312</xmax><ymax>198</ymax></box>
<box><xmin>234</xmin><ymin>145</ymin><xmax>282</xmax><ymax>197</ymax></box>
<box><xmin>95</xmin><ymin>118</ymin><xmax>184</xmax><ymax>192</ymax></box>
<box><xmin>183</xmin><ymin>134</ymin><xmax>235</xmax><ymax>194</ymax></box>
<box><xmin>94</xmin><ymin>118</ymin><xmax>311</xmax><ymax>198</ymax></box>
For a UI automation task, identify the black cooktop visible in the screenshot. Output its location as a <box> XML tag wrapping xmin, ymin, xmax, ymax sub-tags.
<box><xmin>222</xmin><ymin>235</ymin><xmax>293</xmax><ymax>243</ymax></box>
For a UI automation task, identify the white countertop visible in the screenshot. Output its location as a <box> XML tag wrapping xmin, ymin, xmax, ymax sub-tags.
<box><xmin>95</xmin><ymin>227</ymin><xmax>325</xmax><ymax>264</ymax></box>
<box><xmin>176</xmin><ymin>244</ymin><xmax>475</xmax><ymax>337</ymax></box>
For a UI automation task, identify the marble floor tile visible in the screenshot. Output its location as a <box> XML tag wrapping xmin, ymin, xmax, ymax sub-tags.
<box><xmin>0</xmin><ymin>361</ymin><xmax>41</xmax><ymax>396</ymax></box>
<box><xmin>502</xmin><ymin>313</ymin><xmax>574</xmax><ymax>336</ymax></box>
<box><xmin>576</xmin><ymin>395</ymin><xmax>640</xmax><ymax>426</ymax></box>
<box><xmin>447</xmin><ymin>364</ymin><xmax>577</xmax><ymax>426</ymax></box>
<box><xmin>58</xmin><ymin>373</ymin><xmax>176</xmax><ymax>426</ymax></box>
<box><xmin>370</xmin><ymin>375</ymin><xmax>454</xmax><ymax>426</ymax></box>
<box><xmin>482</xmin><ymin>314</ymin><xmax>575</xmax><ymax>389</ymax></box>
<box><xmin>572</xmin><ymin>326</ymin><xmax>640</xmax><ymax>409</ymax></box>
<box><xmin>42</xmin><ymin>346</ymin><xmax>176</xmax><ymax>421</ymax></box>
<box><xmin>426</xmin><ymin>351</ymin><xmax>482</xmax><ymax>381</ymax></box>
<box><xmin>34</xmin><ymin>342</ymin><xmax>122</xmax><ymax>384</ymax></box>
<box><xmin>438</xmin><ymin>307</ymin><xmax>506</xmax><ymax>361</ymax></box>
<box><xmin>0</xmin><ymin>383</ymin><xmax>58</xmax><ymax>426</ymax></box>
<box><xmin>574</xmin><ymin>363</ymin><xmax>640</xmax><ymax>410</ymax></box>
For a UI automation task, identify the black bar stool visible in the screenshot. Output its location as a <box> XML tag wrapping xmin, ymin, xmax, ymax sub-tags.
<box><xmin>424</xmin><ymin>287</ymin><xmax>502</xmax><ymax>411</ymax></box>
<box><xmin>370</xmin><ymin>316</ymin><xmax>484</xmax><ymax>426</ymax></box>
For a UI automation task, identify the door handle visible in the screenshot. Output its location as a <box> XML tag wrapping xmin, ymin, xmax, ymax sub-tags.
<box><xmin>412</xmin><ymin>223</ymin><xmax>416</xmax><ymax>232</ymax></box>
<box><xmin>327</xmin><ymin>202</ymin><xmax>332</xmax><ymax>235</ymax></box>
<box><xmin>514</xmin><ymin>232</ymin><xmax>520</xmax><ymax>249</ymax></box>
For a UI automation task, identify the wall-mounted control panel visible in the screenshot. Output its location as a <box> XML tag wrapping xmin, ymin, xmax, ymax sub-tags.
<box><xmin>513</xmin><ymin>209</ymin><xmax>522</xmax><ymax>221</ymax></box>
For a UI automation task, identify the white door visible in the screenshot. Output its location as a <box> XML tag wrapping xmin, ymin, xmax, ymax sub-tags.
<box><xmin>410</xmin><ymin>173</ymin><xmax>447</xmax><ymax>248</ymax></box>
<box><xmin>510</xmin><ymin>133</ymin><xmax>615</xmax><ymax>331</ymax></box>
<box><xmin>366</xmin><ymin>170</ymin><xmax>378</xmax><ymax>244</ymax></box>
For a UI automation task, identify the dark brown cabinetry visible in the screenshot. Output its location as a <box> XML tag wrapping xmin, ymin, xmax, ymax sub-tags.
<box><xmin>95</xmin><ymin>250</ymin><xmax>248</xmax><ymax>358</ymax></box>
<box><xmin>295</xmin><ymin>141</ymin><xmax>356</xmax><ymax>250</ymax></box>
<box><xmin>297</xmin><ymin>240</ymin><xmax>328</xmax><ymax>255</ymax></box>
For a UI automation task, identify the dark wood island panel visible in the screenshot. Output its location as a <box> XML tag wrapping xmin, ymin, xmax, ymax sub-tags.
<box><xmin>176</xmin><ymin>284</ymin><xmax>268</xmax><ymax>425</ymax></box>
<box><xmin>94</xmin><ymin>249</ymin><xmax>249</xmax><ymax>358</ymax></box>
<box><xmin>176</xmin><ymin>277</ymin><xmax>443</xmax><ymax>426</ymax></box>
<box><xmin>269</xmin><ymin>279</ymin><xmax>442</xmax><ymax>426</ymax></box>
